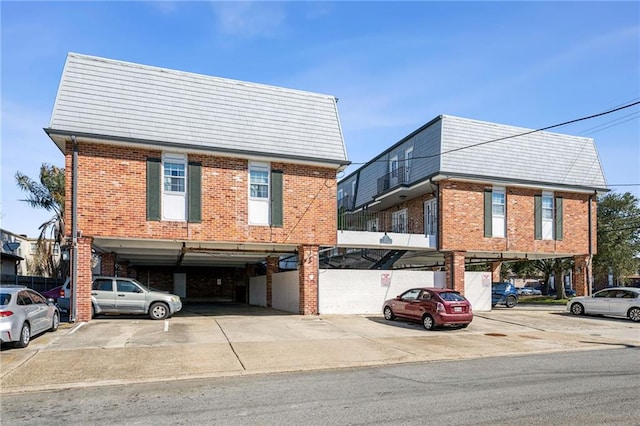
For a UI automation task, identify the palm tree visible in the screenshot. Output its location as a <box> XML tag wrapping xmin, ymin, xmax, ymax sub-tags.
<box><xmin>15</xmin><ymin>163</ymin><xmax>66</xmax><ymax>278</ymax></box>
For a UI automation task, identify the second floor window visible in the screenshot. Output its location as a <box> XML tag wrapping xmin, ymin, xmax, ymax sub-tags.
<box><xmin>541</xmin><ymin>192</ymin><xmax>554</xmax><ymax>240</ymax></box>
<box><xmin>163</xmin><ymin>162</ymin><xmax>186</xmax><ymax>193</ymax></box>
<box><xmin>250</xmin><ymin>167</ymin><xmax>269</xmax><ymax>199</ymax></box>
<box><xmin>492</xmin><ymin>187</ymin><xmax>506</xmax><ymax>238</ymax></box>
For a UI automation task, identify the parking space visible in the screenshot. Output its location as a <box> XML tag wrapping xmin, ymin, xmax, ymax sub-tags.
<box><xmin>1</xmin><ymin>305</ymin><xmax>638</xmax><ymax>394</ymax></box>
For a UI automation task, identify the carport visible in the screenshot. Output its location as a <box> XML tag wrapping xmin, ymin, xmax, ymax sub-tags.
<box><xmin>66</xmin><ymin>236</ymin><xmax>303</xmax><ymax>320</ymax></box>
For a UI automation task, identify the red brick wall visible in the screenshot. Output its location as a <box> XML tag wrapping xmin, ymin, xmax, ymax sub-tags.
<box><xmin>439</xmin><ymin>180</ymin><xmax>595</xmax><ymax>255</ymax></box>
<box><xmin>64</xmin><ymin>142</ymin><xmax>337</xmax><ymax>246</ymax></box>
<box><xmin>298</xmin><ymin>245</ymin><xmax>319</xmax><ymax>314</ymax></box>
<box><xmin>74</xmin><ymin>237</ymin><xmax>93</xmax><ymax>322</ymax></box>
<box><xmin>381</xmin><ymin>193</ymin><xmax>436</xmax><ymax>233</ymax></box>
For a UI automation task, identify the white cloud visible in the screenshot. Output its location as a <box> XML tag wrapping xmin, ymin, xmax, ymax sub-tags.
<box><xmin>210</xmin><ymin>1</ymin><xmax>287</xmax><ymax>39</ymax></box>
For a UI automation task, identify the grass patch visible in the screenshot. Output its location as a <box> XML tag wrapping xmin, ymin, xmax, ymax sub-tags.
<box><xmin>519</xmin><ymin>296</ymin><xmax>572</xmax><ymax>305</ymax></box>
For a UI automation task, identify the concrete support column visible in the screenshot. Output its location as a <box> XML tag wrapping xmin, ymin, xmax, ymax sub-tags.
<box><xmin>491</xmin><ymin>261</ymin><xmax>502</xmax><ymax>283</ymax></box>
<box><xmin>445</xmin><ymin>251</ymin><xmax>466</xmax><ymax>294</ymax></box>
<box><xmin>100</xmin><ymin>252</ymin><xmax>116</xmax><ymax>276</ymax></box>
<box><xmin>265</xmin><ymin>256</ymin><xmax>279</xmax><ymax>308</ymax></box>
<box><xmin>573</xmin><ymin>254</ymin><xmax>590</xmax><ymax>297</ymax></box>
<box><xmin>75</xmin><ymin>236</ymin><xmax>94</xmax><ymax>322</ymax></box>
<box><xmin>298</xmin><ymin>245</ymin><xmax>319</xmax><ymax>315</ymax></box>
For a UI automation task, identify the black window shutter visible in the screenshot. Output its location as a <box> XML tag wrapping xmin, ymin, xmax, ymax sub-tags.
<box><xmin>188</xmin><ymin>162</ymin><xmax>202</xmax><ymax>223</ymax></box>
<box><xmin>554</xmin><ymin>197</ymin><xmax>563</xmax><ymax>240</ymax></box>
<box><xmin>271</xmin><ymin>170</ymin><xmax>283</xmax><ymax>227</ymax></box>
<box><xmin>484</xmin><ymin>189</ymin><xmax>492</xmax><ymax>237</ymax></box>
<box><xmin>534</xmin><ymin>194</ymin><xmax>542</xmax><ymax>240</ymax></box>
<box><xmin>146</xmin><ymin>158</ymin><xmax>161</xmax><ymax>221</ymax></box>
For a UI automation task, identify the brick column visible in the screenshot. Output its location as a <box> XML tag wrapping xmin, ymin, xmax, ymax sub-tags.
<box><xmin>445</xmin><ymin>251</ymin><xmax>466</xmax><ymax>294</ymax></box>
<box><xmin>491</xmin><ymin>261</ymin><xmax>502</xmax><ymax>283</ymax></box>
<box><xmin>100</xmin><ymin>252</ymin><xmax>116</xmax><ymax>276</ymax></box>
<box><xmin>265</xmin><ymin>256</ymin><xmax>279</xmax><ymax>308</ymax></box>
<box><xmin>298</xmin><ymin>245</ymin><xmax>319</xmax><ymax>315</ymax></box>
<box><xmin>573</xmin><ymin>254</ymin><xmax>590</xmax><ymax>297</ymax></box>
<box><xmin>75</xmin><ymin>236</ymin><xmax>94</xmax><ymax>322</ymax></box>
<box><xmin>116</xmin><ymin>261</ymin><xmax>129</xmax><ymax>277</ymax></box>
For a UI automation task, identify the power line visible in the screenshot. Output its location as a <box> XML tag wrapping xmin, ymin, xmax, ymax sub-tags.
<box><xmin>349</xmin><ymin>100</ymin><xmax>640</xmax><ymax>166</ymax></box>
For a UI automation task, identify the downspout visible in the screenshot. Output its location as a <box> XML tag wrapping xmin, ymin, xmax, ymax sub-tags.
<box><xmin>587</xmin><ymin>191</ymin><xmax>595</xmax><ymax>295</ymax></box>
<box><xmin>71</xmin><ymin>136</ymin><xmax>78</xmax><ymax>322</ymax></box>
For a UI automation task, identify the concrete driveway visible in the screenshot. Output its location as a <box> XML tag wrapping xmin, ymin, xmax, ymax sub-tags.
<box><xmin>1</xmin><ymin>303</ymin><xmax>638</xmax><ymax>394</ymax></box>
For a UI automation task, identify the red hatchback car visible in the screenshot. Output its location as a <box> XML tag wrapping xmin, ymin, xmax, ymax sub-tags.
<box><xmin>383</xmin><ymin>288</ymin><xmax>473</xmax><ymax>330</ymax></box>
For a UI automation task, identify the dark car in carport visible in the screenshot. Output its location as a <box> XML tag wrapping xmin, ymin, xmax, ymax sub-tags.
<box><xmin>492</xmin><ymin>282</ymin><xmax>518</xmax><ymax>308</ymax></box>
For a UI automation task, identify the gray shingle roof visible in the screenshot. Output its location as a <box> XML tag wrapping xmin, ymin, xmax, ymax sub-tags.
<box><xmin>47</xmin><ymin>53</ymin><xmax>349</xmax><ymax>166</ymax></box>
<box><xmin>439</xmin><ymin>115</ymin><xmax>607</xmax><ymax>190</ymax></box>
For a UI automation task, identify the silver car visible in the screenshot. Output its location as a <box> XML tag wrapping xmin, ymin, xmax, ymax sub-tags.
<box><xmin>567</xmin><ymin>287</ymin><xmax>640</xmax><ymax>322</ymax></box>
<box><xmin>0</xmin><ymin>286</ymin><xmax>60</xmax><ymax>348</ymax></box>
<box><xmin>91</xmin><ymin>277</ymin><xmax>182</xmax><ymax>320</ymax></box>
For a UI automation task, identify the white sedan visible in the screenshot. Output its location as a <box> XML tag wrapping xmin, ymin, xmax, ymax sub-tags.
<box><xmin>567</xmin><ymin>287</ymin><xmax>640</xmax><ymax>322</ymax></box>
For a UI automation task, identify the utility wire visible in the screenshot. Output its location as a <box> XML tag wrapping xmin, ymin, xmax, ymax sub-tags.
<box><xmin>348</xmin><ymin>100</ymin><xmax>640</xmax><ymax>166</ymax></box>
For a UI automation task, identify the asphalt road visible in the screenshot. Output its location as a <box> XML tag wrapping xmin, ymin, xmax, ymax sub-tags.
<box><xmin>3</xmin><ymin>348</ymin><xmax>639</xmax><ymax>425</ymax></box>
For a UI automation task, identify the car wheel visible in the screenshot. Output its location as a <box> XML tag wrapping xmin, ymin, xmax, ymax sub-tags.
<box><xmin>422</xmin><ymin>314</ymin><xmax>435</xmax><ymax>330</ymax></box>
<box><xmin>459</xmin><ymin>324</ymin><xmax>469</xmax><ymax>329</ymax></box>
<box><xmin>15</xmin><ymin>323</ymin><xmax>30</xmax><ymax>348</ymax></box>
<box><xmin>383</xmin><ymin>306</ymin><xmax>395</xmax><ymax>321</ymax></box>
<box><xmin>505</xmin><ymin>295</ymin><xmax>517</xmax><ymax>308</ymax></box>
<box><xmin>570</xmin><ymin>302</ymin><xmax>584</xmax><ymax>316</ymax></box>
<box><xmin>149</xmin><ymin>302</ymin><xmax>169</xmax><ymax>320</ymax></box>
<box><xmin>49</xmin><ymin>312</ymin><xmax>59</xmax><ymax>332</ymax></box>
<box><xmin>628</xmin><ymin>307</ymin><xmax>640</xmax><ymax>322</ymax></box>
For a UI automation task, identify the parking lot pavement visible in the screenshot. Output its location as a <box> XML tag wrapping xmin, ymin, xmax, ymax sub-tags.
<box><xmin>1</xmin><ymin>304</ymin><xmax>638</xmax><ymax>394</ymax></box>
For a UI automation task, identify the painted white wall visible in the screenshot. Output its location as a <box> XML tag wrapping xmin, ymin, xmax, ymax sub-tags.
<box><xmin>464</xmin><ymin>271</ymin><xmax>492</xmax><ymax>312</ymax></box>
<box><xmin>272</xmin><ymin>270</ymin><xmax>299</xmax><ymax>313</ymax></box>
<box><xmin>318</xmin><ymin>269</ymin><xmax>445</xmax><ymax>314</ymax></box>
<box><xmin>249</xmin><ymin>275</ymin><xmax>267</xmax><ymax>307</ymax></box>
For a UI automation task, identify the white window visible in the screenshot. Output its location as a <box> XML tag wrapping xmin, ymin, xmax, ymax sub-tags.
<box><xmin>424</xmin><ymin>198</ymin><xmax>437</xmax><ymax>237</ymax></box>
<box><xmin>162</xmin><ymin>153</ymin><xmax>187</xmax><ymax>221</ymax></box>
<box><xmin>392</xmin><ymin>209</ymin><xmax>408</xmax><ymax>233</ymax></box>
<box><xmin>405</xmin><ymin>147</ymin><xmax>413</xmax><ymax>182</ymax></box>
<box><xmin>249</xmin><ymin>162</ymin><xmax>270</xmax><ymax>225</ymax></box>
<box><xmin>390</xmin><ymin>155</ymin><xmax>399</xmax><ymax>178</ymax></box>
<box><xmin>542</xmin><ymin>191</ymin><xmax>554</xmax><ymax>240</ymax></box>
<box><xmin>492</xmin><ymin>187</ymin><xmax>505</xmax><ymax>238</ymax></box>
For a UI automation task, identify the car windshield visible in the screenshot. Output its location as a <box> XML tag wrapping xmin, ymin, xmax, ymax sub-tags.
<box><xmin>0</xmin><ymin>293</ymin><xmax>11</xmax><ymax>305</ymax></box>
<box><xmin>439</xmin><ymin>292</ymin><xmax>465</xmax><ymax>302</ymax></box>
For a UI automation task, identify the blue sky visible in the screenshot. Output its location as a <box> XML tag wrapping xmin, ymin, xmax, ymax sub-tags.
<box><xmin>2</xmin><ymin>1</ymin><xmax>639</xmax><ymax>238</ymax></box>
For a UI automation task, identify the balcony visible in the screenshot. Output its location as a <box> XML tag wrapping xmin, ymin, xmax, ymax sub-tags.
<box><xmin>337</xmin><ymin>210</ymin><xmax>436</xmax><ymax>250</ymax></box>
<box><xmin>377</xmin><ymin>166</ymin><xmax>409</xmax><ymax>193</ymax></box>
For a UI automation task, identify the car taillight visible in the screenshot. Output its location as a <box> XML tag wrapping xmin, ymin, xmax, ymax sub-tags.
<box><xmin>436</xmin><ymin>302</ymin><xmax>445</xmax><ymax>312</ymax></box>
<box><xmin>0</xmin><ymin>311</ymin><xmax>14</xmax><ymax>317</ymax></box>
<box><xmin>59</xmin><ymin>288</ymin><xmax>65</xmax><ymax>297</ymax></box>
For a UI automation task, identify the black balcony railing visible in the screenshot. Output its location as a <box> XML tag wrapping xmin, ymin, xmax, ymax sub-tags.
<box><xmin>377</xmin><ymin>166</ymin><xmax>409</xmax><ymax>193</ymax></box>
<box><xmin>338</xmin><ymin>210</ymin><xmax>417</xmax><ymax>234</ymax></box>
<box><xmin>337</xmin><ymin>195</ymin><xmax>353</xmax><ymax>212</ymax></box>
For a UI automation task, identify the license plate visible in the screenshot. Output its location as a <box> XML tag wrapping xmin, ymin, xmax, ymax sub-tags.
<box><xmin>454</xmin><ymin>306</ymin><xmax>462</xmax><ymax>312</ymax></box>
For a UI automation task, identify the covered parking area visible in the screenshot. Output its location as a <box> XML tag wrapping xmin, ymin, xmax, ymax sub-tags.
<box><xmin>67</xmin><ymin>236</ymin><xmax>319</xmax><ymax>322</ymax></box>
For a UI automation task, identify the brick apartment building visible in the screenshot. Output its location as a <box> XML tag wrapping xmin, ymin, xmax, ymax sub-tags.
<box><xmin>45</xmin><ymin>53</ymin><xmax>349</xmax><ymax>321</ymax></box>
<box><xmin>334</xmin><ymin>115</ymin><xmax>607</xmax><ymax>295</ymax></box>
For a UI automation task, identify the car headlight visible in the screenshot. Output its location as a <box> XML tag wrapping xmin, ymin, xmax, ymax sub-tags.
<box><xmin>171</xmin><ymin>296</ymin><xmax>180</xmax><ymax>303</ymax></box>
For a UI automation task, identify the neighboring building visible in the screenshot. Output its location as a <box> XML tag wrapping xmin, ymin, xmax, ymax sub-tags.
<box><xmin>1</xmin><ymin>229</ymin><xmax>62</xmax><ymax>280</ymax></box>
<box><xmin>45</xmin><ymin>53</ymin><xmax>349</xmax><ymax>321</ymax></box>
<box><xmin>1</xmin><ymin>229</ymin><xmax>26</xmax><ymax>279</ymax></box>
<box><xmin>334</xmin><ymin>115</ymin><xmax>607</xmax><ymax>296</ymax></box>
